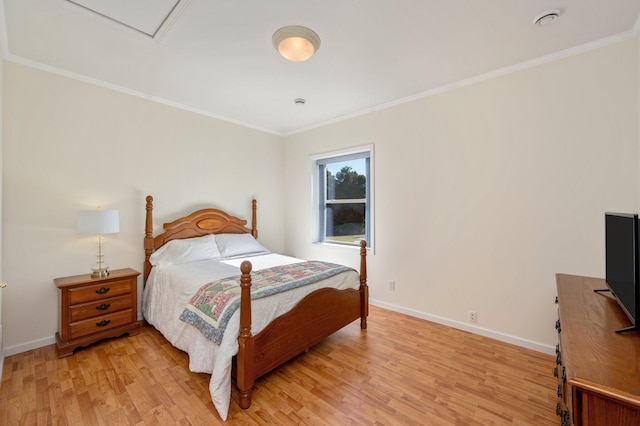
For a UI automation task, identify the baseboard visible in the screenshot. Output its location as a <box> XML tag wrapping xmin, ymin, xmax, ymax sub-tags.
<box><xmin>370</xmin><ymin>299</ymin><xmax>556</xmax><ymax>356</ymax></box>
<box><xmin>4</xmin><ymin>335</ymin><xmax>56</xmax><ymax>357</ymax></box>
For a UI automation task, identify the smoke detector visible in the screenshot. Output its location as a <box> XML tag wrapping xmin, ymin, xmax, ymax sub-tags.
<box><xmin>534</xmin><ymin>9</ymin><xmax>561</xmax><ymax>26</ymax></box>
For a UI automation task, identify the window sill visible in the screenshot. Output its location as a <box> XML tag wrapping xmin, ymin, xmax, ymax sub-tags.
<box><xmin>313</xmin><ymin>241</ymin><xmax>372</xmax><ymax>252</ymax></box>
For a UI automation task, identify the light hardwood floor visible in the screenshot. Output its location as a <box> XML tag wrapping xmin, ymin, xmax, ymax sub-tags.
<box><xmin>0</xmin><ymin>306</ymin><xmax>558</xmax><ymax>425</ymax></box>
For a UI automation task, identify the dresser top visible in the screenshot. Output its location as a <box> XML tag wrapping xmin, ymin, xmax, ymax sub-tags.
<box><xmin>556</xmin><ymin>273</ymin><xmax>640</xmax><ymax>401</ymax></box>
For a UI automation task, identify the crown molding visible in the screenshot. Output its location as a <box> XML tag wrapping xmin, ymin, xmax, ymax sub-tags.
<box><xmin>287</xmin><ymin>28</ymin><xmax>640</xmax><ymax>136</ymax></box>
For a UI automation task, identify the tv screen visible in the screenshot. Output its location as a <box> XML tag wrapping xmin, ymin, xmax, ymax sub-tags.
<box><xmin>605</xmin><ymin>212</ymin><xmax>639</xmax><ymax>330</ymax></box>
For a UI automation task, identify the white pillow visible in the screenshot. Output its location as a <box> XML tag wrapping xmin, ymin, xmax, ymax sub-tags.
<box><xmin>215</xmin><ymin>233</ymin><xmax>270</xmax><ymax>258</ymax></box>
<box><xmin>150</xmin><ymin>234</ymin><xmax>221</xmax><ymax>267</ymax></box>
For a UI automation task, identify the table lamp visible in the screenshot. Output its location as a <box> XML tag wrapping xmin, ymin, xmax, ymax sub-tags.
<box><xmin>77</xmin><ymin>208</ymin><xmax>120</xmax><ymax>278</ymax></box>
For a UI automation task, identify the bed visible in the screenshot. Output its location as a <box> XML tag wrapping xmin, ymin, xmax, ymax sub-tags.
<box><xmin>142</xmin><ymin>195</ymin><xmax>368</xmax><ymax>420</ymax></box>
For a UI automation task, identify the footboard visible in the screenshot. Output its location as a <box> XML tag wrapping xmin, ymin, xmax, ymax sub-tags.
<box><xmin>256</xmin><ymin>287</ymin><xmax>361</xmax><ymax>377</ymax></box>
<box><xmin>234</xmin><ymin>240</ymin><xmax>368</xmax><ymax>410</ymax></box>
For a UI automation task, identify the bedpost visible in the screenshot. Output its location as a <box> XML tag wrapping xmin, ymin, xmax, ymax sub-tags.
<box><xmin>237</xmin><ymin>260</ymin><xmax>255</xmax><ymax>409</ymax></box>
<box><xmin>144</xmin><ymin>196</ymin><xmax>154</xmax><ymax>284</ymax></box>
<box><xmin>251</xmin><ymin>199</ymin><xmax>258</xmax><ymax>238</ymax></box>
<box><xmin>360</xmin><ymin>240</ymin><xmax>369</xmax><ymax>329</ymax></box>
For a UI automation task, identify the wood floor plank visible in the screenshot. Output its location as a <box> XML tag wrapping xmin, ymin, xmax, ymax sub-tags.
<box><xmin>0</xmin><ymin>305</ymin><xmax>557</xmax><ymax>425</ymax></box>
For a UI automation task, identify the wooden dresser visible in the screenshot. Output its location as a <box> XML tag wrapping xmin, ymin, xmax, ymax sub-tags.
<box><xmin>55</xmin><ymin>268</ymin><xmax>140</xmax><ymax>357</ymax></box>
<box><xmin>555</xmin><ymin>274</ymin><xmax>640</xmax><ymax>425</ymax></box>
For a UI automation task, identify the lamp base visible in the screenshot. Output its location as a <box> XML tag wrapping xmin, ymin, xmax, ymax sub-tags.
<box><xmin>91</xmin><ymin>268</ymin><xmax>109</xmax><ymax>278</ymax></box>
<box><xmin>91</xmin><ymin>258</ymin><xmax>110</xmax><ymax>278</ymax></box>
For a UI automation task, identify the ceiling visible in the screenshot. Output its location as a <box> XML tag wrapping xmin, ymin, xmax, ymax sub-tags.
<box><xmin>2</xmin><ymin>1</ymin><xmax>640</xmax><ymax>136</ymax></box>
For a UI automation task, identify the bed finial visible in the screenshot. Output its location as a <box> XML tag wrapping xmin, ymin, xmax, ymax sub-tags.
<box><xmin>239</xmin><ymin>260</ymin><xmax>253</xmax><ymax>338</ymax></box>
<box><xmin>359</xmin><ymin>240</ymin><xmax>368</xmax><ymax>329</ymax></box>
<box><xmin>237</xmin><ymin>260</ymin><xmax>255</xmax><ymax>409</ymax></box>
<box><xmin>144</xmin><ymin>195</ymin><xmax>154</xmax><ymax>283</ymax></box>
<box><xmin>251</xmin><ymin>199</ymin><xmax>258</xmax><ymax>238</ymax></box>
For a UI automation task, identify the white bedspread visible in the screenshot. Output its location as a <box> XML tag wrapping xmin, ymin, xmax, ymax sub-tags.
<box><xmin>142</xmin><ymin>253</ymin><xmax>359</xmax><ymax>420</ymax></box>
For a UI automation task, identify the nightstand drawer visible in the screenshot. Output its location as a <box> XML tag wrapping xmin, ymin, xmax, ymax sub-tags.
<box><xmin>68</xmin><ymin>279</ymin><xmax>133</xmax><ymax>305</ymax></box>
<box><xmin>69</xmin><ymin>295</ymin><xmax>132</xmax><ymax>322</ymax></box>
<box><xmin>69</xmin><ymin>309</ymin><xmax>133</xmax><ymax>340</ymax></box>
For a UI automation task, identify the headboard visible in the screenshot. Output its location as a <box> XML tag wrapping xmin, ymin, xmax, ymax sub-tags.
<box><xmin>144</xmin><ymin>195</ymin><xmax>258</xmax><ymax>283</ymax></box>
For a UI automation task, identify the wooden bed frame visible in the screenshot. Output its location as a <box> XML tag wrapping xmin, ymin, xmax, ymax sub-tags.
<box><xmin>143</xmin><ymin>195</ymin><xmax>368</xmax><ymax>409</ymax></box>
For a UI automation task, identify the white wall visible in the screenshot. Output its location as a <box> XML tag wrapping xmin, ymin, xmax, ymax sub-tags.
<box><xmin>2</xmin><ymin>61</ymin><xmax>285</xmax><ymax>353</ymax></box>
<box><xmin>283</xmin><ymin>39</ymin><xmax>639</xmax><ymax>351</ymax></box>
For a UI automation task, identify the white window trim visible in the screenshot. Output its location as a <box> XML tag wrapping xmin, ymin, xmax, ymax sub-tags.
<box><xmin>310</xmin><ymin>144</ymin><xmax>374</xmax><ymax>252</ymax></box>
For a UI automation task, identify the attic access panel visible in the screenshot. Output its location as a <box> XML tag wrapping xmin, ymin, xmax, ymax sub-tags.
<box><xmin>67</xmin><ymin>0</ymin><xmax>184</xmax><ymax>38</ymax></box>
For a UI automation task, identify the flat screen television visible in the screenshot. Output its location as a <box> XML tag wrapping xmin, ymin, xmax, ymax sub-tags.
<box><xmin>603</xmin><ymin>212</ymin><xmax>640</xmax><ymax>332</ymax></box>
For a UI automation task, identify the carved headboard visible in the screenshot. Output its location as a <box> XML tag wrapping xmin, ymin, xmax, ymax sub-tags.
<box><xmin>143</xmin><ymin>195</ymin><xmax>257</xmax><ymax>283</ymax></box>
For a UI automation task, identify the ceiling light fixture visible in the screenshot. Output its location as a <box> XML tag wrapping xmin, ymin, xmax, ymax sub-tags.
<box><xmin>533</xmin><ymin>9</ymin><xmax>561</xmax><ymax>26</ymax></box>
<box><xmin>272</xmin><ymin>26</ymin><xmax>320</xmax><ymax>62</ymax></box>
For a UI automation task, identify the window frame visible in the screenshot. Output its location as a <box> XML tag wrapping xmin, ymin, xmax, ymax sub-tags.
<box><xmin>311</xmin><ymin>145</ymin><xmax>374</xmax><ymax>250</ymax></box>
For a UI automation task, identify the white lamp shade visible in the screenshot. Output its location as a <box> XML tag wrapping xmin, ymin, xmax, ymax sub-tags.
<box><xmin>77</xmin><ymin>210</ymin><xmax>120</xmax><ymax>234</ymax></box>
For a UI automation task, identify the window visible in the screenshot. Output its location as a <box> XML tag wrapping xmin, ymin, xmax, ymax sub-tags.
<box><xmin>314</xmin><ymin>146</ymin><xmax>373</xmax><ymax>248</ymax></box>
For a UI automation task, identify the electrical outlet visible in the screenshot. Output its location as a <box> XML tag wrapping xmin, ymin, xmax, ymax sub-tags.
<box><xmin>469</xmin><ymin>310</ymin><xmax>477</xmax><ymax>322</ymax></box>
<box><xmin>388</xmin><ymin>281</ymin><xmax>395</xmax><ymax>291</ymax></box>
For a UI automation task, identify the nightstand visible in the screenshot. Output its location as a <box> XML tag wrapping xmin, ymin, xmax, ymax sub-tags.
<box><xmin>54</xmin><ymin>268</ymin><xmax>140</xmax><ymax>358</ymax></box>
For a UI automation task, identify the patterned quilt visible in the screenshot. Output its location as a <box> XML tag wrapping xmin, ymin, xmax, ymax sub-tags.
<box><xmin>179</xmin><ymin>261</ymin><xmax>354</xmax><ymax>345</ymax></box>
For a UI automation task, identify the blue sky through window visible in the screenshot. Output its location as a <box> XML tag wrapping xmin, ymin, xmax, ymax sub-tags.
<box><xmin>326</xmin><ymin>158</ymin><xmax>366</xmax><ymax>177</ymax></box>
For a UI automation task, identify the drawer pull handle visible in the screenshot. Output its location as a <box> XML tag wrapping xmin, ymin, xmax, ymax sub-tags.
<box><xmin>96</xmin><ymin>319</ymin><xmax>111</xmax><ymax>327</ymax></box>
<box><xmin>96</xmin><ymin>303</ymin><xmax>111</xmax><ymax>311</ymax></box>
<box><xmin>96</xmin><ymin>287</ymin><xmax>110</xmax><ymax>295</ymax></box>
